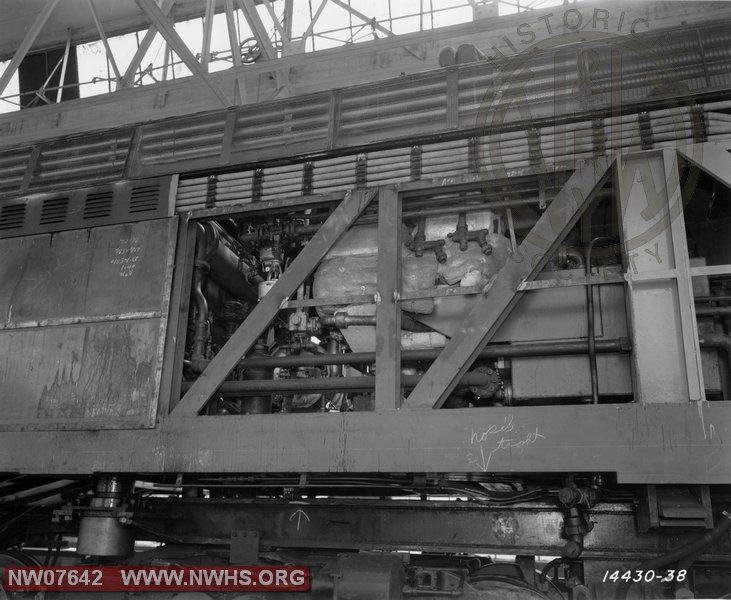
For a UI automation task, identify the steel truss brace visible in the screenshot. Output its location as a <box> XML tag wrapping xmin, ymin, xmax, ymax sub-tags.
<box><xmin>677</xmin><ymin>141</ymin><xmax>731</xmax><ymax>189</ymax></box>
<box><xmin>135</xmin><ymin>0</ymin><xmax>231</xmax><ymax>107</ymax></box>
<box><xmin>172</xmin><ymin>188</ymin><xmax>378</xmax><ymax>417</ymax></box>
<box><xmin>403</xmin><ymin>156</ymin><xmax>615</xmax><ymax>409</ymax></box>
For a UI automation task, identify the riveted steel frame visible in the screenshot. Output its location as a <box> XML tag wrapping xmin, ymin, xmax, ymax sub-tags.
<box><xmin>0</xmin><ymin>148</ymin><xmax>730</xmax><ymax>484</ymax></box>
<box><xmin>616</xmin><ymin>150</ymin><xmax>705</xmax><ymax>403</ymax></box>
<box><xmin>172</xmin><ymin>187</ymin><xmax>377</xmax><ymax>417</ymax></box>
<box><xmin>135</xmin><ymin>498</ymin><xmax>731</xmax><ymax>559</ymax></box>
<box><xmin>404</xmin><ymin>156</ymin><xmax>613</xmax><ymax>409</ymax></box>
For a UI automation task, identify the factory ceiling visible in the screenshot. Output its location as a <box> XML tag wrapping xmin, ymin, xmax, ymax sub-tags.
<box><xmin>0</xmin><ymin>0</ymin><xmax>227</xmax><ymax>61</ymax></box>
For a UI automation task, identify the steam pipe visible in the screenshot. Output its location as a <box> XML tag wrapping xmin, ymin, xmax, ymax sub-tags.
<box><xmin>194</xmin><ymin>338</ymin><xmax>630</xmax><ymax>370</ymax></box>
<box><xmin>181</xmin><ymin>372</ymin><xmax>495</xmax><ymax>395</ymax></box>
<box><xmin>191</xmin><ymin>225</ymin><xmax>211</xmax><ymax>373</ymax></box>
<box><xmin>695</xmin><ymin>306</ymin><xmax>731</xmax><ymax>317</ymax></box>
<box><xmin>320</xmin><ymin>314</ymin><xmax>376</xmax><ymax>327</ymax></box>
<box><xmin>638</xmin><ymin>509</ymin><xmax>731</xmax><ymax>571</ymax></box>
<box><xmin>695</xmin><ymin>295</ymin><xmax>731</xmax><ymax>303</ymax></box>
<box><xmin>318</xmin><ymin>312</ymin><xmax>431</xmax><ymax>333</ymax></box>
<box><xmin>197</xmin><ymin>222</ymin><xmax>260</xmax><ymax>302</ymax></box>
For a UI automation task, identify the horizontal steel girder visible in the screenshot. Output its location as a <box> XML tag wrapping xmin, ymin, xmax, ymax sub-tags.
<box><xmin>135</xmin><ymin>498</ymin><xmax>731</xmax><ymax>559</ymax></box>
<box><xmin>0</xmin><ymin>402</ymin><xmax>728</xmax><ymax>483</ymax></box>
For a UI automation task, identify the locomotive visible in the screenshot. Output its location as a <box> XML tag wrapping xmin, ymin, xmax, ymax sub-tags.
<box><xmin>0</xmin><ymin>2</ymin><xmax>730</xmax><ymax>598</ymax></box>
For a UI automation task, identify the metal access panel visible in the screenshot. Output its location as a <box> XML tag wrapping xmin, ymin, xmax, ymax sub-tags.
<box><xmin>0</xmin><ymin>218</ymin><xmax>177</xmax><ymax>431</ymax></box>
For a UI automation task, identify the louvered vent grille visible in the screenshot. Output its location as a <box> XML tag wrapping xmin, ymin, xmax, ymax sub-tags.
<box><xmin>39</xmin><ymin>196</ymin><xmax>69</xmax><ymax>225</ymax></box>
<box><xmin>129</xmin><ymin>184</ymin><xmax>160</xmax><ymax>213</ymax></box>
<box><xmin>83</xmin><ymin>190</ymin><xmax>114</xmax><ymax>219</ymax></box>
<box><xmin>0</xmin><ymin>203</ymin><xmax>27</xmax><ymax>230</ymax></box>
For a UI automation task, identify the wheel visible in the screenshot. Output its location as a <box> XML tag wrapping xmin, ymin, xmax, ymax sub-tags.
<box><xmin>468</xmin><ymin>564</ymin><xmax>563</xmax><ymax>600</ymax></box>
<box><xmin>240</xmin><ymin>38</ymin><xmax>262</xmax><ymax>64</ymax></box>
<box><xmin>0</xmin><ymin>551</ymin><xmax>44</xmax><ymax>600</ymax></box>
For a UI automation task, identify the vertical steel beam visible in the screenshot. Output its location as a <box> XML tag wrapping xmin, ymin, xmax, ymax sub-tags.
<box><xmin>119</xmin><ymin>0</ymin><xmax>177</xmax><ymax>90</ymax></box>
<box><xmin>0</xmin><ymin>0</ymin><xmax>61</xmax><ymax>96</ymax></box>
<box><xmin>55</xmin><ymin>33</ymin><xmax>72</xmax><ymax>103</ymax></box>
<box><xmin>224</xmin><ymin>0</ymin><xmax>243</xmax><ymax>68</ymax></box>
<box><xmin>237</xmin><ymin>0</ymin><xmax>277</xmax><ymax>60</ymax></box>
<box><xmin>283</xmin><ymin>0</ymin><xmax>294</xmax><ymax>44</ymax></box>
<box><xmin>261</xmin><ymin>0</ymin><xmax>287</xmax><ymax>40</ymax></box>
<box><xmin>301</xmin><ymin>0</ymin><xmax>329</xmax><ymax>49</ymax></box>
<box><xmin>402</xmin><ymin>156</ymin><xmax>614</xmax><ymax>409</ymax></box>
<box><xmin>237</xmin><ymin>0</ymin><xmax>295</xmax><ymax>96</ymax></box>
<box><xmin>375</xmin><ymin>187</ymin><xmax>401</xmax><ymax>410</ymax></box>
<box><xmin>172</xmin><ymin>188</ymin><xmax>377</xmax><ymax>417</ymax></box>
<box><xmin>223</xmin><ymin>0</ymin><xmax>246</xmax><ymax>103</ymax></box>
<box><xmin>617</xmin><ymin>151</ymin><xmax>704</xmax><ymax>402</ymax></box>
<box><xmin>201</xmin><ymin>0</ymin><xmax>216</xmax><ymax>71</ymax></box>
<box><xmin>136</xmin><ymin>0</ymin><xmax>231</xmax><ymax>107</ymax></box>
<box><xmin>86</xmin><ymin>0</ymin><xmax>122</xmax><ymax>82</ymax></box>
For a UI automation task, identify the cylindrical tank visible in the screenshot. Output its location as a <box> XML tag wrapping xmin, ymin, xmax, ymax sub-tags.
<box><xmin>76</xmin><ymin>477</ymin><xmax>134</xmax><ymax>556</ymax></box>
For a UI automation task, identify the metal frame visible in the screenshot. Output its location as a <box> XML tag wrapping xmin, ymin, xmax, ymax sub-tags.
<box><xmin>135</xmin><ymin>0</ymin><xmax>231</xmax><ymax>107</ymax></box>
<box><xmin>0</xmin><ymin>145</ymin><xmax>730</xmax><ymax>483</ymax></box>
<box><xmin>0</xmin><ymin>0</ymin><xmax>61</xmax><ymax>97</ymax></box>
<box><xmin>617</xmin><ymin>150</ymin><xmax>705</xmax><ymax>403</ymax></box>
<box><xmin>172</xmin><ymin>188</ymin><xmax>377</xmax><ymax>417</ymax></box>
<box><xmin>137</xmin><ymin>497</ymin><xmax>731</xmax><ymax>558</ymax></box>
<box><xmin>0</xmin><ymin>403</ymin><xmax>728</xmax><ymax>482</ymax></box>
<box><xmin>404</xmin><ymin>157</ymin><xmax>613</xmax><ymax>409</ymax></box>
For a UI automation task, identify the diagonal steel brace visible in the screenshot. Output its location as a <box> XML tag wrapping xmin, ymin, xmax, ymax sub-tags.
<box><xmin>172</xmin><ymin>188</ymin><xmax>378</xmax><ymax>417</ymax></box>
<box><xmin>677</xmin><ymin>142</ymin><xmax>731</xmax><ymax>190</ymax></box>
<box><xmin>402</xmin><ymin>156</ymin><xmax>614</xmax><ymax>409</ymax></box>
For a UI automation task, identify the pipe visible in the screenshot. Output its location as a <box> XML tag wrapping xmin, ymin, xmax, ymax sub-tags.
<box><xmin>585</xmin><ymin>238</ymin><xmax>618</xmax><ymax>404</ymax></box>
<box><xmin>197</xmin><ymin>222</ymin><xmax>260</xmax><ymax>302</ymax></box>
<box><xmin>638</xmin><ymin>509</ymin><xmax>731</xmax><ymax>571</ymax></box>
<box><xmin>695</xmin><ymin>295</ymin><xmax>731</xmax><ymax>303</ymax></box>
<box><xmin>191</xmin><ymin>225</ymin><xmax>211</xmax><ymax>373</ymax></box>
<box><xmin>695</xmin><ymin>306</ymin><xmax>731</xmax><ymax>317</ymax></box>
<box><xmin>319</xmin><ymin>312</ymin><xmax>432</xmax><ymax>333</ymax></box>
<box><xmin>191</xmin><ymin>338</ymin><xmax>630</xmax><ymax>370</ymax></box>
<box><xmin>181</xmin><ymin>371</ymin><xmax>495</xmax><ymax>395</ymax></box>
<box><xmin>320</xmin><ymin>314</ymin><xmax>376</xmax><ymax>328</ymax></box>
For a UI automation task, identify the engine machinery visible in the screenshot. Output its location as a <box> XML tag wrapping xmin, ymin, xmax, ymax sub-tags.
<box><xmin>0</xmin><ymin>2</ymin><xmax>731</xmax><ymax>599</ymax></box>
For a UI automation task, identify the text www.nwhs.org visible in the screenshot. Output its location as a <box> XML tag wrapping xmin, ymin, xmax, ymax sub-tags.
<box><xmin>4</xmin><ymin>566</ymin><xmax>309</xmax><ymax>592</ymax></box>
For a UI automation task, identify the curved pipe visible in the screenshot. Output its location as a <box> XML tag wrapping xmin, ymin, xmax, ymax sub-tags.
<box><xmin>197</xmin><ymin>222</ymin><xmax>260</xmax><ymax>302</ymax></box>
<box><xmin>190</xmin><ymin>224</ymin><xmax>211</xmax><ymax>373</ymax></box>
<box><xmin>639</xmin><ymin>508</ymin><xmax>731</xmax><ymax>570</ymax></box>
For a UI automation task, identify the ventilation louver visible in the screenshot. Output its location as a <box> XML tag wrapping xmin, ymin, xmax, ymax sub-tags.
<box><xmin>129</xmin><ymin>184</ymin><xmax>160</xmax><ymax>213</ymax></box>
<box><xmin>40</xmin><ymin>196</ymin><xmax>69</xmax><ymax>225</ymax></box>
<box><xmin>0</xmin><ymin>203</ymin><xmax>26</xmax><ymax>230</ymax></box>
<box><xmin>83</xmin><ymin>190</ymin><xmax>114</xmax><ymax>220</ymax></box>
<box><xmin>0</xmin><ymin>176</ymin><xmax>173</xmax><ymax>239</ymax></box>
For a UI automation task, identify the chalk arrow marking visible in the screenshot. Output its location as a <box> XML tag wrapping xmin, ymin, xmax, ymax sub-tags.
<box><xmin>289</xmin><ymin>508</ymin><xmax>310</xmax><ymax>531</ymax></box>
